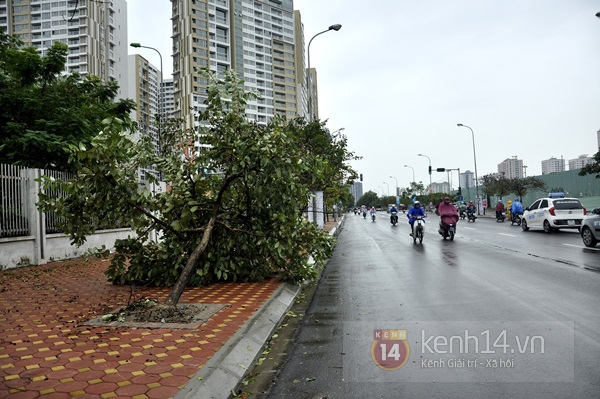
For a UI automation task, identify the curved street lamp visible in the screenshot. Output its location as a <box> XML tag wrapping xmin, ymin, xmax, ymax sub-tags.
<box><xmin>404</xmin><ymin>164</ymin><xmax>415</xmax><ymax>184</ymax></box>
<box><xmin>389</xmin><ymin>175</ymin><xmax>398</xmax><ymax>197</ymax></box>
<box><xmin>307</xmin><ymin>24</ymin><xmax>342</xmax><ymax>122</ymax></box>
<box><xmin>417</xmin><ymin>153</ymin><xmax>432</xmax><ymax>192</ymax></box>
<box><xmin>457</xmin><ymin>123</ymin><xmax>480</xmax><ymax>214</ymax></box>
<box><xmin>382</xmin><ymin>182</ymin><xmax>390</xmax><ymax>197</ymax></box>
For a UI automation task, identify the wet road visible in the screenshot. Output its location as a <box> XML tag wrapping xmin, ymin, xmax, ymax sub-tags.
<box><xmin>263</xmin><ymin>212</ymin><xmax>600</xmax><ymax>399</ymax></box>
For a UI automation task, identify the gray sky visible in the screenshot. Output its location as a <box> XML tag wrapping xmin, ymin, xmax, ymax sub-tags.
<box><xmin>128</xmin><ymin>0</ymin><xmax>600</xmax><ymax>196</ymax></box>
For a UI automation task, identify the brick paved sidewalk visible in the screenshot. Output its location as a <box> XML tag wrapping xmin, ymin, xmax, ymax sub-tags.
<box><xmin>0</xmin><ymin>258</ymin><xmax>280</xmax><ymax>398</ymax></box>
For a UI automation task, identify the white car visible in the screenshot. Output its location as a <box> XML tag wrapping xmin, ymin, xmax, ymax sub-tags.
<box><xmin>521</xmin><ymin>196</ymin><xmax>586</xmax><ymax>233</ymax></box>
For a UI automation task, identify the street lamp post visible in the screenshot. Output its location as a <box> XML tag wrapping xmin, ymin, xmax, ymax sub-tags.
<box><xmin>389</xmin><ymin>175</ymin><xmax>398</xmax><ymax>197</ymax></box>
<box><xmin>382</xmin><ymin>182</ymin><xmax>390</xmax><ymax>197</ymax></box>
<box><xmin>418</xmin><ymin>153</ymin><xmax>432</xmax><ymax>193</ymax></box>
<box><xmin>330</xmin><ymin>127</ymin><xmax>345</xmax><ymax>139</ymax></box>
<box><xmin>404</xmin><ymin>164</ymin><xmax>415</xmax><ymax>185</ymax></box>
<box><xmin>130</xmin><ymin>42</ymin><xmax>164</xmax><ymax>152</ymax></box>
<box><xmin>523</xmin><ymin>165</ymin><xmax>528</xmax><ymax>178</ymax></box>
<box><xmin>307</xmin><ymin>24</ymin><xmax>342</xmax><ymax>122</ymax></box>
<box><xmin>457</xmin><ymin>124</ymin><xmax>480</xmax><ymax>215</ymax></box>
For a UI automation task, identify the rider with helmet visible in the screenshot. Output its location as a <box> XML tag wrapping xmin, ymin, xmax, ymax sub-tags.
<box><xmin>407</xmin><ymin>201</ymin><xmax>426</xmax><ymax>236</ymax></box>
<box><xmin>495</xmin><ymin>200</ymin><xmax>505</xmax><ymax>219</ymax></box>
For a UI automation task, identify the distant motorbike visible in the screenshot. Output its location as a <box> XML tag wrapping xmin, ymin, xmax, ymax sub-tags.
<box><xmin>511</xmin><ymin>212</ymin><xmax>522</xmax><ymax>226</ymax></box>
<box><xmin>363</xmin><ymin>211</ymin><xmax>367</xmax><ymax>219</ymax></box>
<box><xmin>371</xmin><ymin>212</ymin><xmax>376</xmax><ymax>222</ymax></box>
<box><xmin>467</xmin><ymin>211</ymin><xmax>477</xmax><ymax>223</ymax></box>
<box><xmin>496</xmin><ymin>211</ymin><xmax>506</xmax><ymax>222</ymax></box>
<box><xmin>390</xmin><ymin>211</ymin><xmax>398</xmax><ymax>226</ymax></box>
<box><xmin>412</xmin><ymin>215</ymin><xmax>426</xmax><ymax>243</ymax></box>
<box><xmin>459</xmin><ymin>209</ymin><xmax>467</xmax><ymax>220</ymax></box>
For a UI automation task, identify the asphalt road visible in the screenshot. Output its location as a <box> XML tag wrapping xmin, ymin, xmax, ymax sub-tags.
<box><xmin>259</xmin><ymin>212</ymin><xmax>600</xmax><ymax>399</ymax></box>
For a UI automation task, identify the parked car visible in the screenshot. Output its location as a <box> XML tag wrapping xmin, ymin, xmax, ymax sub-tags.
<box><xmin>580</xmin><ymin>208</ymin><xmax>600</xmax><ymax>248</ymax></box>
<box><xmin>521</xmin><ymin>196</ymin><xmax>586</xmax><ymax>233</ymax></box>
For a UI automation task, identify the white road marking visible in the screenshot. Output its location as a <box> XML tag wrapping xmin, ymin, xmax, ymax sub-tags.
<box><xmin>463</xmin><ymin>227</ymin><xmax>475</xmax><ymax>230</ymax></box>
<box><xmin>499</xmin><ymin>233</ymin><xmax>517</xmax><ymax>237</ymax></box>
<box><xmin>563</xmin><ymin>243</ymin><xmax>600</xmax><ymax>251</ymax></box>
<box><xmin>368</xmin><ymin>236</ymin><xmax>382</xmax><ymax>251</ymax></box>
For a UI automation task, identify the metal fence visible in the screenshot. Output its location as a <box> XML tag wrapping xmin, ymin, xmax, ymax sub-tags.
<box><xmin>0</xmin><ymin>164</ymin><xmax>72</xmax><ymax>238</ymax></box>
<box><xmin>0</xmin><ymin>164</ymin><xmax>29</xmax><ymax>238</ymax></box>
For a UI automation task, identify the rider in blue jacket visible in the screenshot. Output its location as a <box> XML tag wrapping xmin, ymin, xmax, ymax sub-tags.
<box><xmin>407</xmin><ymin>201</ymin><xmax>426</xmax><ymax>236</ymax></box>
<box><xmin>510</xmin><ymin>198</ymin><xmax>524</xmax><ymax>216</ymax></box>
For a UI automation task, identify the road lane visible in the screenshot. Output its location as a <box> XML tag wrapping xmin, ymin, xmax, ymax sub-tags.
<box><xmin>263</xmin><ymin>214</ymin><xmax>600</xmax><ymax>399</ymax></box>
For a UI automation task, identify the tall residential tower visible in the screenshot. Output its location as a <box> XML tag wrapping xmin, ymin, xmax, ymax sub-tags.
<box><xmin>1</xmin><ymin>0</ymin><xmax>129</xmax><ymax>99</ymax></box>
<box><xmin>170</xmin><ymin>0</ymin><xmax>305</xmax><ymax>132</ymax></box>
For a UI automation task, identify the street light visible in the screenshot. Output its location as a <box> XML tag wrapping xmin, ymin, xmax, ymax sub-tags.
<box><xmin>523</xmin><ymin>165</ymin><xmax>528</xmax><ymax>178</ymax></box>
<box><xmin>457</xmin><ymin>123</ymin><xmax>480</xmax><ymax>215</ymax></box>
<box><xmin>130</xmin><ymin>42</ymin><xmax>164</xmax><ymax>151</ymax></box>
<box><xmin>404</xmin><ymin>164</ymin><xmax>415</xmax><ymax>184</ymax></box>
<box><xmin>382</xmin><ymin>182</ymin><xmax>389</xmax><ymax>197</ymax></box>
<box><xmin>389</xmin><ymin>175</ymin><xmax>398</xmax><ymax>197</ymax></box>
<box><xmin>330</xmin><ymin>127</ymin><xmax>345</xmax><ymax>139</ymax></box>
<box><xmin>417</xmin><ymin>153</ymin><xmax>432</xmax><ymax>193</ymax></box>
<box><xmin>378</xmin><ymin>186</ymin><xmax>385</xmax><ymax>198</ymax></box>
<box><xmin>307</xmin><ymin>24</ymin><xmax>342</xmax><ymax>122</ymax></box>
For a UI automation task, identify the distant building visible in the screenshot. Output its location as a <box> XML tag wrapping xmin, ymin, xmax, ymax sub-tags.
<box><xmin>568</xmin><ymin>154</ymin><xmax>594</xmax><ymax>170</ymax></box>
<box><xmin>541</xmin><ymin>157</ymin><xmax>565</xmax><ymax>175</ymax></box>
<box><xmin>349</xmin><ymin>182</ymin><xmax>363</xmax><ymax>204</ymax></box>
<box><xmin>498</xmin><ymin>156</ymin><xmax>523</xmax><ymax>179</ymax></box>
<box><xmin>429</xmin><ymin>182</ymin><xmax>450</xmax><ymax>194</ymax></box>
<box><xmin>460</xmin><ymin>170</ymin><xmax>475</xmax><ymax>189</ymax></box>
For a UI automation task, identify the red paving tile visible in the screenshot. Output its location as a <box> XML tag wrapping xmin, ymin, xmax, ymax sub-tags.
<box><xmin>0</xmin><ymin>257</ymin><xmax>281</xmax><ymax>398</ymax></box>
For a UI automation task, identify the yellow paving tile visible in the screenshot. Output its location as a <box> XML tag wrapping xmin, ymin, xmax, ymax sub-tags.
<box><xmin>4</xmin><ymin>375</ymin><xmax>19</xmax><ymax>381</ymax></box>
<box><xmin>107</xmin><ymin>351</ymin><xmax>119</xmax><ymax>356</ymax></box>
<box><xmin>71</xmin><ymin>389</ymin><xmax>85</xmax><ymax>396</ymax></box>
<box><xmin>93</xmin><ymin>359</ymin><xmax>106</xmax><ymax>364</ymax></box>
<box><xmin>131</xmin><ymin>370</ymin><xmax>145</xmax><ymax>376</ymax></box>
<box><xmin>101</xmin><ymin>393</ymin><xmax>117</xmax><ymax>398</ymax></box>
<box><xmin>60</xmin><ymin>377</ymin><xmax>74</xmax><ymax>383</ymax></box>
<box><xmin>117</xmin><ymin>380</ymin><xmax>131</xmax><ymax>387</ymax></box>
<box><xmin>77</xmin><ymin>367</ymin><xmax>91</xmax><ymax>373</ymax></box>
<box><xmin>171</xmin><ymin>363</ymin><xmax>184</xmax><ymax>368</ymax></box>
<box><xmin>165</xmin><ymin>346</ymin><xmax>176</xmax><ymax>350</ymax></box>
<box><xmin>147</xmin><ymin>382</ymin><xmax>160</xmax><ymax>389</ymax></box>
<box><xmin>68</xmin><ymin>357</ymin><xmax>82</xmax><ymax>362</ymax></box>
<box><xmin>40</xmin><ymin>388</ymin><xmax>55</xmax><ymax>395</ymax></box>
<box><xmin>51</xmin><ymin>365</ymin><xmax>65</xmax><ymax>371</ymax></box>
<box><xmin>32</xmin><ymin>376</ymin><xmax>48</xmax><ymax>382</ymax></box>
<box><xmin>159</xmin><ymin>372</ymin><xmax>173</xmax><ymax>378</ymax></box>
<box><xmin>89</xmin><ymin>379</ymin><xmax>103</xmax><ymax>384</ymax></box>
<box><xmin>25</xmin><ymin>365</ymin><xmax>39</xmax><ymax>370</ymax></box>
<box><xmin>104</xmin><ymin>368</ymin><xmax>118</xmax><ymax>374</ymax></box>
<box><xmin>39</xmin><ymin>347</ymin><xmax>50</xmax><ymax>352</ymax></box>
<box><xmin>142</xmin><ymin>345</ymin><xmax>153</xmax><ymax>349</ymax></box>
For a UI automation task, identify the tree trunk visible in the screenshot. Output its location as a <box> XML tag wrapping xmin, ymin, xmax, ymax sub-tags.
<box><xmin>164</xmin><ymin>214</ymin><xmax>216</xmax><ymax>306</ymax></box>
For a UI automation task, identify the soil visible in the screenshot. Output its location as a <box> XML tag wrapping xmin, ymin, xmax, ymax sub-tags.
<box><xmin>100</xmin><ymin>298</ymin><xmax>226</xmax><ymax>324</ymax></box>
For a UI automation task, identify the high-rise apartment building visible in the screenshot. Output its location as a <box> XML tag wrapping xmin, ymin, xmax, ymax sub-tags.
<box><xmin>128</xmin><ymin>54</ymin><xmax>162</xmax><ymax>149</ymax></box>
<box><xmin>541</xmin><ymin>157</ymin><xmax>565</xmax><ymax>175</ymax></box>
<box><xmin>170</xmin><ymin>0</ymin><xmax>304</xmax><ymax>132</ymax></box>
<box><xmin>459</xmin><ymin>170</ymin><xmax>474</xmax><ymax>189</ymax></box>
<box><xmin>349</xmin><ymin>181</ymin><xmax>363</xmax><ymax>204</ymax></box>
<box><xmin>1</xmin><ymin>0</ymin><xmax>129</xmax><ymax>99</ymax></box>
<box><xmin>568</xmin><ymin>154</ymin><xmax>594</xmax><ymax>170</ymax></box>
<box><xmin>498</xmin><ymin>156</ymin><xmax>523</xmax><ymax>179</ymax></box>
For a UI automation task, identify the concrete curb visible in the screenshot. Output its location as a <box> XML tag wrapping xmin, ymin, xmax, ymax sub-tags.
<box><xmin>176</xmin><ymin>216</ymin><xmax>344</xmax><ymax>399</ymax></box>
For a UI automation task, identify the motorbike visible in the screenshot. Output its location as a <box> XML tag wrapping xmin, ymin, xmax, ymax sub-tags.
<box><xmin>496</xmin><ymin>211</ymin><xmax>506</xmax><ymax>222</ymax></box>
<box><xmin>439</xmin><ymin>220</ymin><xmax>456</xmax><ymax>240</ymax></box>
<box><xmin>371</xmin><ymin>212</ymin><xmax>376</xmax><ymax>222</ymax></box>
<box><xmin>467</xmin><ymin>211</ymin><xmax>477</xmax><ymax>223</ymax></box>
<box><xmin>390</xmin><ymin>211</ymin><xmax>398</xmax><ymax>226</ymax></box>
<box><xmin>459</xmin><ymin>209</ymin><xmax>467</xmax><ymax>220</ymax></box>
<box><xmin>511</xmin><ymin>212</ymin><xmax>522</xmax><ymax>226</ymax></box>
<box><xmin>363</xmin><ymin>211</ymin><xmax>367</xmax><ymax>219</ymax></box>
<box><xmin>412</xmin><ymin>215</ymin><xmax>426</xmax><ymax>243</ymax></box>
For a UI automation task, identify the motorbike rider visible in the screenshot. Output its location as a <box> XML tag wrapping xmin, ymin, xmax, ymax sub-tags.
<box><xmin>389</xmin><ymin>204</ymin><xmax>399</xmax><ymax>224</ymax></box>
<box><xmin>506</xmin><ymin>199</ymin><xmax>513</xmax><ymax>221</ymax></box>
<box><xmin>437</xmin><ymin>196</ymin><xmax>459</xmax><ymax>234</ymax></box>
<box><xmin>407</xmin><ymin>201</ymin><xmax>426</xmax><ymax>236</ymax></box>
<box><xmin>510</xmin><ymin>198</ymin><xmax>524</xmax><ymax>220</ymax></box>
<box><xmin>458</xmin><ymin>201</ymin><xmax>467</xmax><ymax>217</ymax></box>
<box><xmin>467</xmin><ymin>201</ymin><xmax>476</xmax><ymax>214</ymax></box>
<box><xmin>369</xmin><ymin>207</ymin><xmax>377</xmax><ymax>218</ymax></box>
<box><xmin>495</xmin><ymin>200</ymin><xmax>505</xmax><ymax>219</ymax></box>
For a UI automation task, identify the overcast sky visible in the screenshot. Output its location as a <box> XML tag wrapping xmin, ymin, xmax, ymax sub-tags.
<box><xmin>128</xmin><ymin>0</ymin><xmax>600</xmax><ymax>195</ymax></box>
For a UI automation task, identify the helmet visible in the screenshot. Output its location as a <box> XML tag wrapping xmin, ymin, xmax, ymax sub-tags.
<box><xmin>498</xmin><ymin>200</ymin><xmax>503</xmax><ymax>203</ymax></box>
<box><xmin>515</xmin><ymin>198</ymin><xmax>519</xmax><ymax>201</ymax></box>
<box><xmin>414</xmin><ymin>201</ymin><xmax>421</xmax><ymax>206</ymax></box>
